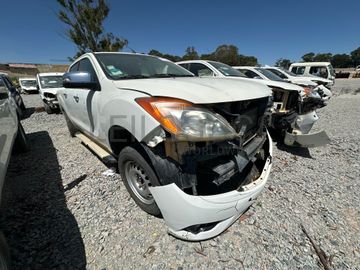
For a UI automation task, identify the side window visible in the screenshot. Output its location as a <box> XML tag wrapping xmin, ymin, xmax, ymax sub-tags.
<box><xmin>309</xmin><ymin>66</ymin><xmax>328</xmax><ymax>78</ymax></box>
<box><xmin>269</xmin><ymin>69</ymin><xmax>287</xmax><ymax>79</ymax></box>
<box><xmin>242</xmin><ymin>69</ymin><xmax>261</xmax><ymax>79</ymax></box>
<box><xmin>69</xmin><ymin>62</ymin><xmax>79</xmax><ymax>72</ymax></box>
<box><xmin>0</xmin><ymin>77</ymin><xmax>9</xmax><ymax>100</ymax></box>
<box><xmin>189</xmin><ymin>63</ymin><xmax>213</xmax><ymax>77</ymax></box>
<box><xmin>178</xmin><ymin>63</ymin><xmax>189</xmax><ymax>70</ymax></box>
<box><xmin>78</xmin><ymin>58</ymin><xmax>98</xmax><ymax>81</ymax></box>
<box><xmin>293</xmin><ymin>66</ymin><xmax>305</xmax><ymax>75</ymax></box>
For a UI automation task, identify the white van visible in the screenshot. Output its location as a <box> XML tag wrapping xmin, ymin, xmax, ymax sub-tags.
<box><xmin>289</xmin><ymin>62</ymin><xmax>335</xmax><ymax>84</ymax></box>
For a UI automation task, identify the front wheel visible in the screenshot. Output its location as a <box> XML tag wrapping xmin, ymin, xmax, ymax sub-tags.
<box><xmin>118</xmin><ymin>146</ymin><xmax>161</xmax><ymax>216</ymax></box>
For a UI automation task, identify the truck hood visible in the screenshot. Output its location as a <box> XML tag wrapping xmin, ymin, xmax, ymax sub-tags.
<box><xmin>112</xmin><ymin>77</ymin><xmax>272</xmax><ymax>104</ymax></box>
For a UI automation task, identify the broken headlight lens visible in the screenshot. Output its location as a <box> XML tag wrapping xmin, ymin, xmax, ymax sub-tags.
<box><xmin>136</xmin><ymin>97</ymin><xmax>237</xmax><ymax>140</ymax></box>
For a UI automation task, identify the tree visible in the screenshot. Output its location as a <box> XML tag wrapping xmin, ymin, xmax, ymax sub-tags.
<box><xmin>57</xmin><ymin>0</ymin><xmax>128</xmax><ymax>59</ymax></box>
<box><xmin>301</xmin><ymin>52</ymin><xmax>315</xmax><ymax>62</ymax></box>
<box><xmin>211</xmin><ymin>44</ymin><xmax>240</xmax><ymax>66</ymax></box>
<box><xmin>148</xmin><ymin>49</ymin><xmax>181</xmax><ymax>62</ymax></box>
<box><xmin>237</xmin><ymin>55</ymin><xmax>258</xmax><ymax>66</ymax></box>
<box><xmin>313</xmin><ymin>53</ymin><xmax>332</xmax><ymax>62</ymax></box>
<box><xmin>275</xmin><ymin>58</ymin><xmax>292</xmax><ymax>69</ymax></box>
<box><xmin>350</xmin><ymin>47</ymin><xmax>360</xmax><ymax>67</ymax></box>
<box><xmin>331</xmin><ymin>54</ymin><xmax>352</xmax><ymax>68</ymax></box>
<box><xmin>182</xmin><ymin>46</ymin><xmax>199</xmax><ymax>60</ymax></box>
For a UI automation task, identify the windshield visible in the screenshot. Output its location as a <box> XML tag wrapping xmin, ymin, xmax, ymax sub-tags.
<box><xmin>255</xmin><ymin>68</ymin><xmax>284</xmax><ymax>81</ymax></box>
<box><xmin>328</xmin><ymin>65</ymin><xmax>335</xmax><ymax>76</ymax></box>
<box><xmin>94</xmin><ymin>53</ymin><xmax>194</xmax><ymax>80</ymax></box>
<box><xmin>20</xmin><ymin>80</ymin><xmax>37</xmax><ymax>87</ymax></box>
<box><xmin>208</xmin><ymin>61</ymin><xmax>246</xmax><ymax>77</ymax></box>
<box><xmin>39</xmin><ymin>76</ymin><xmax>63</xmax><ymax>89</ymax></box>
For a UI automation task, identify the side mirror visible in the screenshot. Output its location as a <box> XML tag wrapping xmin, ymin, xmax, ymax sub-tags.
<box><xmin>63</xmin><ymin>72</ymin><xmax>99</xmax><ymax>90</ymax></box>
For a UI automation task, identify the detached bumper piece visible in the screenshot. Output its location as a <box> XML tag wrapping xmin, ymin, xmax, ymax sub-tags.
<box><xmin>148</xmin><ymin>132</ymin><xmax>273</xmax><ymax>241</ymax></box>
<box><xmin>284</xmin><ymin>111</ymin><xmax>330</xmax><ymax>148</ymax></box>
<box><xmin>284</xmin><ymin>130</ymin><xmax>330</xmax><ymax>148</ymax></box>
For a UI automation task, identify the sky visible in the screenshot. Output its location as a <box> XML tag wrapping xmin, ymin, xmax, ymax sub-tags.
<box><xmin>0</xmin><ymin>0</ymin><xmax>359</xmax><ymax>65</ymax></box>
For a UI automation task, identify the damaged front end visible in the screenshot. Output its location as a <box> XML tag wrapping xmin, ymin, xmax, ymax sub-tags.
<box><xmin>43</xmin><ymin>92</ymin><xmax>59</xmax><ymax>109</ymax></box>
<box><xmin>268</xmin><ymin>87</ymin><xmax>330</xmax><ymax>148</ymax></box>
<box><xmin>140</xmin><ymin>97</ymin><xmax>272</xmax><ymax>240</ymax></box>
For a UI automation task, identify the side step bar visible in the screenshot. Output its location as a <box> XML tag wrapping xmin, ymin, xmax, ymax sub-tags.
<box><xmin>75</xmin><ymin>133</ymin><xmax>117</xmax><ymax>164</ymax></box>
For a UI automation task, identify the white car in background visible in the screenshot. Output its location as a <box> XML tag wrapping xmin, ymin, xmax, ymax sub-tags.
<box><xmin>289</xmin><ymin>62</ymin><xmax>335</xmax><ymax>84</ymax></box>
<box><xmin>177</xmin><ymin>60</ymin><xmax>330</xmax><ymax>147</ymax></box>
<box><xmin>36</xmin><ymin>72</ymin><xmax>64</xmax><ymax>114</ymax></box>
<box><xmin>58</xmin><ymin>52</ymin><xmax>273</xmax><ymax>241</ymax></box>
<box><xmin>263</xmin><ymin>66</ymin><xmax>333</xmax><ymax>88</ymax></box>
<box><xmin>234</xmin><ymin>66</ymin><xmax>332</xmax><ymax>101</ymax></box>
<box><xmin>18</xmin><ymin>78</ymin><xmax>38</xmax><ymax>94</ymax></box>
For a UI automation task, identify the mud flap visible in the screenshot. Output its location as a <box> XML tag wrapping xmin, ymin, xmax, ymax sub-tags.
<box><xmin>284</xmin><ymin>130</ymin><xmax>330</xmax><ymax>148</ymax></box>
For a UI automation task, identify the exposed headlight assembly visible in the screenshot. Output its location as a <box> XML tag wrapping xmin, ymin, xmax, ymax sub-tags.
<box><xmin>136</xmin><ymin>97</ymin><xmax>237</xmax><ymax>141</ymax></box>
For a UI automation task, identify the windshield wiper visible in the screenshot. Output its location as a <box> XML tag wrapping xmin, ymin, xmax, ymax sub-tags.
<box><xmin>151</xmin><ymin>74</ymin><xmax>193</xmax><ymax>78</ymax></box>
<box><xmin>116</xmin><ymin>75</ymin><xmax>150</xmax><ymax>80</ymax></box>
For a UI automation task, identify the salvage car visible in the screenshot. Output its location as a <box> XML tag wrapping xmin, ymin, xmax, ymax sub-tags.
<box><xmin>0</xmin><ymin>73</ymin><xmax>26</xmax><ymax>118</ymax></box>
<box><xmin>264</xmin><ymin>66</ymin><xmax>333</xmax><ymax>89</ymax></box>
<box><xmin>58</xmin><ymin>52</ymin><xmax>273</xmax><ymax>240</ymax></box>
<box><xmin>0</xmin><ymin>78</ymin><xmax>28</xmax><ymax>269</ymax></box>
<box><xmin>289</xmin><ymin>62</ymin><xmax>335</xmax><ymax>84</ymax></box>
<box><xmin>18</xmin><ymin>77</ymin><xmax>38</xmax><ymax>94</ymax></box>
<box><xmin>177</xmin><ymin>60</ymin><xmax>330</xmax><ymax>147</ymax></box>
<box><xmin>36</xmin><ymin>72</ymin><xmax>64</xmax><ymax>114</ymax></box>
<box><xmin>233</xmin><ymin>66</ymin><xmax>332</xmax><ymax>101</ymax></box>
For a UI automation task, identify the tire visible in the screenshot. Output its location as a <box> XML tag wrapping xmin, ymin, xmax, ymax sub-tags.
<box><xmin>13</xmin><ymin>121</ymin><xmax>29</xmax><ymax>153</ymax></box>
<box><xmin>43</xmin><ymin>102</ymin><xmax>53</xmax><ymax>114</ymax></box>
<box><xmin>62</xmin><ymin>109</ymin><xmax>77</xmax><ymax>137</ymax></box>
<box><xmin>118</xmin><ymin>146</ymin><xmax>161</xmax><ymax>216</ymax></box>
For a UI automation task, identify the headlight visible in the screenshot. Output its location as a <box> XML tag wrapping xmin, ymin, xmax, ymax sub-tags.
<box><xmin>136</xmin><ymin>97</ymin><xmax>237</xmax><ymax>140</ymax></box>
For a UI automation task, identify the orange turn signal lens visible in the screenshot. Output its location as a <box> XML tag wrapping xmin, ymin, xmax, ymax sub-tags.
<box><xmin>136</xmin><ymin>97</ymin><xmax>193</xmax><ymax>134</ymax></box>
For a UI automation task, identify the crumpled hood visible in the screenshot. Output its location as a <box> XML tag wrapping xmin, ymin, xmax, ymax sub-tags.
<box><xmin>112</xmin><ymin>77</ymin><xmax>272</xmax><ymax>104</ymax></box>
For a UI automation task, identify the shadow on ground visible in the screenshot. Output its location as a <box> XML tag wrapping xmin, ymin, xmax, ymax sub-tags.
<box><xmin>0</xmin><ymin>131</ymin><xmax>86</xmax><ymax>269</ymax></box>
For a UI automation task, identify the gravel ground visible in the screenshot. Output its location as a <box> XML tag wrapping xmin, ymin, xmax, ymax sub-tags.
<box><xmin>1</xmin><ymin>79</ymin><xmax>359</xmax><ymax>269</ymax></box>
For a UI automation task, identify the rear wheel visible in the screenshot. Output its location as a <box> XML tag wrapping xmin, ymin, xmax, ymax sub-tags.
<box><xmin>118</xmin><ymin>146</ymin><xmax>161</xmax><ymax>216</ymax></box>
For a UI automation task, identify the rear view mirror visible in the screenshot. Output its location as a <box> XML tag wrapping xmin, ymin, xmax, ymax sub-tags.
<box><xmin>63</xmin><ymin>72</ymin><xmax>99</xmax><ymax>90</ymax></box>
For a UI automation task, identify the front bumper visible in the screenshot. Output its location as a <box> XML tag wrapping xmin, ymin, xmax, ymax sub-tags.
<box><xmin>284</xmin><ymin>111</ymin><xmax>330</xmax><ymax>147</ymax></box>
<box><xmin>149</xmin><ymin>132</ymin><xmax>273</xmax><ymax>241</ymax></box>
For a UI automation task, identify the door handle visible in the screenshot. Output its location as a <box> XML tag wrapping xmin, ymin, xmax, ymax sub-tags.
<box><xmin>73</xmin><ymin>95</ymin><xmax>79</xmax><ymax>103</ymax></box>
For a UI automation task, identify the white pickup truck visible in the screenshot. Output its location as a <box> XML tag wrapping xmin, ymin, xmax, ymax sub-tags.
<box><xmin>58</xmin><ymin>52</ymin><xmax>273</xmax><ymax>240</ymax></box>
